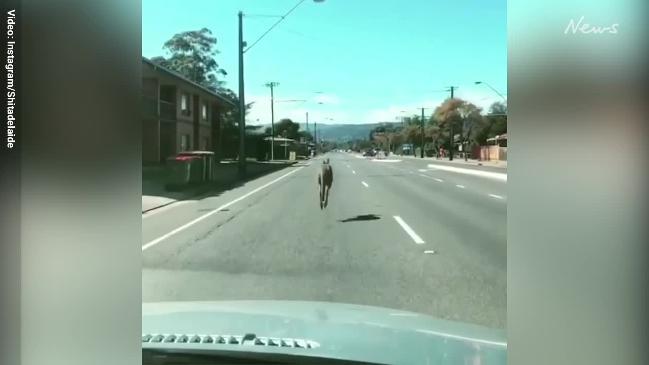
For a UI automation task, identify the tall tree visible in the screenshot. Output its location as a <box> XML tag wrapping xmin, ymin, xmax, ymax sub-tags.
<box><xmin>272</xmin><ymin>118</ymin><xmax>301</xmax><ymax>140</ymax></box>
<box><xmin>434</xmin><ymin>100</ymin><xmax>460</xmax><ymax>150</ymax></box>
<box><xmin>434</xmin><ymin>98</ymin><xmax>483</xmax><ymax>153</ymax></box>
<box><xmin>151</xmin><ymin>28</ymin><xmax>226</xmax><ymax>91</ymax></box>
<box><xmin>475</xmin><ymin>102</ymin><xmax>507</xmax><ymax>145</ymax></box>
<box><xmin>489</xmin><ymin>101</ymin><xmax>507</xmax><ymax>116</ymax></box>
<box><xmin>487</xmin><ymin>101</ymin><xmax>507</xmax><ymax>136</ymax></box>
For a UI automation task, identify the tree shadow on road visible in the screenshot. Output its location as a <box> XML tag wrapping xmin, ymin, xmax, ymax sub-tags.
<box><xmin>142</xmin><ymin>161</ymin><xmax>297</xmax><ymax>213</ymax></box>
<box><xmin>338</xmin><ymin>214</ymin><xmax>381</xmax><ymax>223</ymax></box>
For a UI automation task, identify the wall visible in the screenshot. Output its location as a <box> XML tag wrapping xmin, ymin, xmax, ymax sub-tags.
<box><xmin>199</xmin><ymin>125</ymin><xmax>211</xmax><ymax>150</ymax></box>
<box><xmin>479</xmin><ymin>145</ymin><xmax>508</xmax><ymax>161</ymax></box>
<box><xmin>142</xmin><ymin>119</ymin><xmax>159</xmax><ymax>163</ymax></box>
<box><xmin>176</xmin><ymin>122</ymin><xmax>194</xmax><ymax>152</ymax></box>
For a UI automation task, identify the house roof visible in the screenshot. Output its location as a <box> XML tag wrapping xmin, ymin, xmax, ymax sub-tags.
<box><xmin>142</xmin><ymin>57</ymin><xmax>236</xmax><ymax>108</ymax></box>
<box><xmin>487</xmin><ymin>134</ymin><xmax>507</xmax><ymax>142</ymax></box>
<box><xmin>263</xmin><ymin>137</ymin><xmax>296</xmax><ymax>142</ymax></box>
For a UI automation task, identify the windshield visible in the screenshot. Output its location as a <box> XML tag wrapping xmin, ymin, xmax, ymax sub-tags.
<box><xmin>142</xmin><ymin>0</ymin><xmax>506</xmax><ymax>360</ymax></box>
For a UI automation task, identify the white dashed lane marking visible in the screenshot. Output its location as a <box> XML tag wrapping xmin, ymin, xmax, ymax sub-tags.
<box><xmin>488</xmin><ymin>194</ymin><xmax>505</xmax><ymax>200</ymax></box>
<box><xmin>361</xmin><ymin>181</ymin><xmax>369</xmax><ymax>188</ymax></box>
<box><xmin>455</xmin><ymin>184</ymin><xmax>465</xmax><ymax>189</ymax></box>
<box><xmin>393</xmin><ymin>216</ymin><xmax>425</xmax><ymax>244</ymax></box>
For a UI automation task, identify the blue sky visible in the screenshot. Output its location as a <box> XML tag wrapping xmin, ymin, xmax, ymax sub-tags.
<box><xmin>143</xmin><ymin>0</ymin><xmax>506</xmax><ymax>125</ymax></box>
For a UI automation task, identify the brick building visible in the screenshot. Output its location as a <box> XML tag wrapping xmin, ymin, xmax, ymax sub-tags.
<box><xmin>141</xmin><ymin>57</ymin><xmax>236</xmax><ymax>164</ymax></box>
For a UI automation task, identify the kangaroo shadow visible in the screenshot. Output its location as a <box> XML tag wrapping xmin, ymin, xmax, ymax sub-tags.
<box><xmin>338</xmin><ymin>214</ymin><xmax>381</xmax><ymax>223</ymax></box>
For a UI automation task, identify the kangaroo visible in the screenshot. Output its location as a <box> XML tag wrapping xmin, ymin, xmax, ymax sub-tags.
<box><xmin>318</xmin><ymin>158</ymin><xmax>334</xmax><ymax>209</ymax></box>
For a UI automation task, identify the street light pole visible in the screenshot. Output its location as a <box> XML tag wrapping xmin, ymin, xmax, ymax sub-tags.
<box><xmin>237</xmin><ymin>11</ymin><xmax>246</xmax><ymax>176</ymax></box>
<box><xmin>475</xmin><ymin>81</ymin><xmax>506</xmax><ymax>101</ymax></box>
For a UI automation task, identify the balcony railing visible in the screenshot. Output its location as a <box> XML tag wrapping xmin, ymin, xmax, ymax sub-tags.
<box><xmin>141</xmin><ymin>96</ymin><xmax>177</xmax><ymax>121</ymax></box>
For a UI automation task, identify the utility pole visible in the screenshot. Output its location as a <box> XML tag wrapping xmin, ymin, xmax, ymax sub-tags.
<box><xmin>237</xmin><ymin>11</ymin><xmax>246</xmax><ymax>176</ymax></box>
<box><xmin>447</xmin><ymin>86</ymin><xmax>458</xmax><ymax>161</ymax></box>
<box><xmin>235</xmin><ymin>1</ymin><xmax>326</xmax><ymax>170</ymax></box>
<box><xmin>306</xmin><ymin>111</ymin><xmax>309</xmax><ymax>137</ymax></box>
<box><xmin>420</xmin><ymin>108</ymin><xmax>425</xmax><ymax>158</ymax></box>
<box><xmin>417</xmin><ymin>108</ymin><xmax>433</xmax><ymax>158</ymax></box>
<box><xmin>314</xmin><ymin>120</ymin><xmax>317</xmax><ymax>154</ymax></box>
<box><xmin>265</xmin><ymin>82</ymin><xmax>279</xmax><ymax>160</ymax></box>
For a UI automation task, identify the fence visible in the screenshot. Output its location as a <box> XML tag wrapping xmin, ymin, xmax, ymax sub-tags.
<box><xmin>479</xmin><ymin>146</ymin><xmax>507</xmax><ymax>161</ymax></box>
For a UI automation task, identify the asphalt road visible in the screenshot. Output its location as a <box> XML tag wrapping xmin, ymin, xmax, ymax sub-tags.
<box><xmin>142</xmin><ymin>152</ymin><xmax>506</xmax><ymax>329</ymax></box>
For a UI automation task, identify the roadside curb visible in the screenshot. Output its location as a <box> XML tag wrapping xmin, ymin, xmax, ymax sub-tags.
<box><xmin>141</xmin><ymin>161</ymin><xmax>299</xmax><ymax>214</ymax></box>
<box><xmin>399</xmin><ymin>155</ymin><xmax>507</xmax><ymax>169</ymax></box>
<box><xmin>142</xmin><ymin>199</ymin><xmax>179</xmax><ymax>214</ymax></box>
<box><xmin>141</xmin><ymin>186</ymin><xmax>212</xmax><ymax>214</ymax></box>
<box><xmin>427</xmin><ymin>163</ymin><xmax>507</xmax><ymax>181</ymax></box>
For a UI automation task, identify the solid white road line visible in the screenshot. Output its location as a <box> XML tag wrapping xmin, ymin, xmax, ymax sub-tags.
<box><xmin>427</xmin><ymin>163</ymin><xmax>507</xmax><ymax>181</ymax></box>
<box><xmin>393</xmin><ymin>216</ymin><xmax>425</xmax><ymax>244</ymax></box>
<box><xmin>361</xmin><ymin>181</ymin><xmax>369</xmax><ymax>188</ymax></box>
<box><xmin>142</xmin><ymin>167</ymin><xmax>304</xmax><ymax>251</ymax></box>
<box><xmin>489</xmin><ymin>194</ymin><xmax>505</xmax><ymax>200</ymax></box>
<box><xmin>455</xmin><ymin>184</ymin><xmax>466</xmax><ymax>189</ymax></box>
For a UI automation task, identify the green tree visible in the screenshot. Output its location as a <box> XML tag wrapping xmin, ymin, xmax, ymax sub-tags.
<box><xmin>150</xmin><ymin>28</ymin><xmax>226</xmax><ymax>90</ymax></box>
<box><xmin>475</xmin><ymin>102</ymin><xmax>507</xmax><ymax>145</ymax></box>
<box><xmin>487</xmin><ymin>101</ymin><xmax>507</xmax><ymax>137</ymax></box>
<box><xmin>434</xmin><ymin>99</ymin><xmax>484</xmax><ymax>157</ymax></box>
<box><xmin>268</xmin><ymin>118</ymin><xmax>300</xmax><ymax>140</ymax></box>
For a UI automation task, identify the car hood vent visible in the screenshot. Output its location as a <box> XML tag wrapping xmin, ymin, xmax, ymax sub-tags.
<box><xmin>143</xmin><ymin>333</ymin><xmax>320</xmax><ymax>349</ymax></box>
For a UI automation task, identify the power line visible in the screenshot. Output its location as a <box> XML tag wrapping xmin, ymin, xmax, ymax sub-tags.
<box><xmin>244</xmin><ymin>0</ymin><xmax>308</xmax><ymax>53</ymax></box>
<box><xmin>244</xmin><ymin>14</ymin><xmax>283</xmax><ymax>18</ymax></box>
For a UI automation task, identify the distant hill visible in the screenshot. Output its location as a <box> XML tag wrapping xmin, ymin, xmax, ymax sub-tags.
<box><xmin>251</xmin><ymin>122</ymin><xmax>401</xmax><ymax>142</ymax></box>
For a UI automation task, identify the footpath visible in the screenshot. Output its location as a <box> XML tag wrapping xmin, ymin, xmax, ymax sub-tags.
<box><xmin>349</xmin><ymin>151</ymin><xmax>506</xmax><ymax>170</ymax></box>
<box><xmin>142</xmin><ymin>160</ymin><xmax>297</xmax><ymax>213</ymax></box>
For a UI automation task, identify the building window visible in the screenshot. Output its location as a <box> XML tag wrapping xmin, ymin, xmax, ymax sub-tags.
<box><xmin>201</xmin><ymin>103</ymin><xmax>207</xmax><ymax>120</ymax></box>
<box><xmin>180</xmin><ymin>93</ymin><xmax>190</xmax><ymax>115</ymax></box>
<box><xmin>180</xmin><ymin>134</ymin><xmax>190</xmax><ymax>151</ymax></box>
